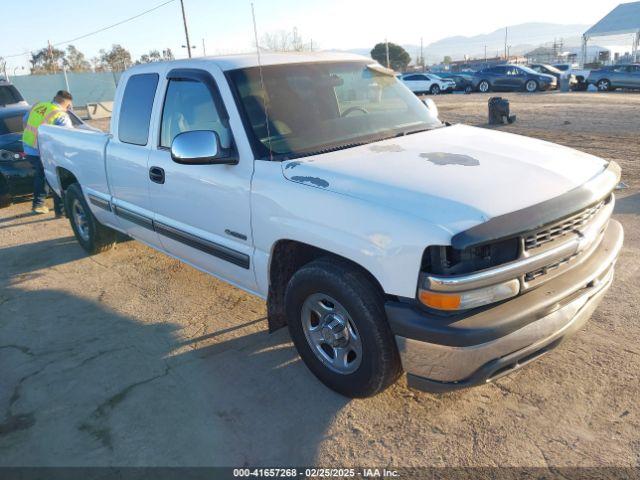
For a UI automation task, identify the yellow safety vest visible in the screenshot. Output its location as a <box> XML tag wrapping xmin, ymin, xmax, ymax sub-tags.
<box><xmin>22</xmin><ymin>102</ymin><xmax>65</xmax><ymax>149</ymax></box>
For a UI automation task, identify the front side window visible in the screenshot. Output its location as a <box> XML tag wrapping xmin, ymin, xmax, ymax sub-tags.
<box><xmin>160</xmin><ymin>79</ymin><xmax>231</xmax><ymax>149</ymax></box>
<box><xmin>228</xmin><ymin>61</ymin><xmax>441</xmax><ymax>159</ymax></box>
<box><xmin>118</xmin><ymin>73</ymin><xmax>159</xmax><ymax>146</ymax></box>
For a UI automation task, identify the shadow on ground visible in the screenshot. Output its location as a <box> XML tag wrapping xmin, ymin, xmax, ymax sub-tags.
<box><xmin>614</xmin><ymin>192</ymin><xmax>640</xmax><ymax>215</ymax></box>
<box><xmin>0</xmin><ymin>238</ymin><xmax>349</xmax><ymax>466</ymax></box>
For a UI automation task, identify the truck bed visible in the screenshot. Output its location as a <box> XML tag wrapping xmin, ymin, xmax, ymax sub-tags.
<box><xmin>39</xmin><ymin>124</ymin><xmax>110</xmax><ymax>197</ymax></box>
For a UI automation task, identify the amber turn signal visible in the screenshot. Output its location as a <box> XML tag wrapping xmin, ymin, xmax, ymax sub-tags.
<box><xmin>418</xmin><ymin>291</ymin><xmax>462</xmax><ymax>310</ymax></box>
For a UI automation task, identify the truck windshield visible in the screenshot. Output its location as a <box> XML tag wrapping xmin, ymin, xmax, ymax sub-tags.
<box><xmin>228</xmin><ymin>61</ymin><xmax>441</xmax><ymax>159</ymax></box>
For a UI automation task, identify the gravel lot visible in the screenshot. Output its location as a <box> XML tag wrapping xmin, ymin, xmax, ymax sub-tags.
<box><xmin>1</xmin><ymin>91</ymin><xmax>638</xmax><ymax>469</ymax></box>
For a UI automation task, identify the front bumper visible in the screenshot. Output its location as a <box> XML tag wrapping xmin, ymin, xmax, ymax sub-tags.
<box><xmin>387</xmin><ymin>220</ymin><xmax>623</xmax><ymax>392</ymax></box>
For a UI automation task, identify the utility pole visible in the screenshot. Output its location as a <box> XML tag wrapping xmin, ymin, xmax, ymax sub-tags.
<box><xmin>202</xmin><ymin>38</ymin><xmax>206</xmax><ymax>56</ymax></box>
<box><xmin>504</xmin><ymin>27</ymin><xmax>508</xmax><ymax>59</ymax></box>
<box><xmin>385</xmin><ymin>38</ymin><xmax>390</xmax><ymax>69</ymax></box>
<box><xmin>179</xmin><ymin>0</ymin><xmax>192</xmax><ymax>58</ymax></box>
<box><xmin>484</xmin><ymin>45</ymin><xmax>487</xmax><ymax>62</ymax></box>
<box><xmin>420</xmin><ymin>37</ymin><xmax>424</xmax><ymax>71</ymax></box>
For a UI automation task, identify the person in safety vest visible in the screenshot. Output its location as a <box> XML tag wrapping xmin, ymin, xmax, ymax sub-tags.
<box><xmin>22</xmin><ymin>90</ymin><xmax>74</xmax><ymax>215</ymax></box>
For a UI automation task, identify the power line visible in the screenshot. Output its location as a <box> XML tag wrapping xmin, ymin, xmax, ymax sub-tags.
<box><xmin>1</xmin><ymin>0</ymin><xmax>176</xmax><ymax>59</ymax></box>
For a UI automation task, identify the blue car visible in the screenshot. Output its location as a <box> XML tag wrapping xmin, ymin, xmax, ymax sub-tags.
<box><xmin>472</xmin><ymin>65</ymin><xmax>557</xmax><ymax>93</ymax></box>
<box><xmin>0</xmin><ymin>105</ymin><xmax>33</xmax><ymax>207</ymax></box>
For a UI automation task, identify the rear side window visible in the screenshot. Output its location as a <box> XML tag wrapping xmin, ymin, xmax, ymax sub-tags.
<box><xmin>0</xmin><ymin>85</ymin><xmax>22</xmax><ymax>106</ymax></box>
<box><xmin>0</xmin><ymin>114</ymin><xmax>24</xmax><ymax>135</ymax></box>
<box><xmin>118</xmin><ymin>73</ymin><xmax>159</xmax><ymax>145</ymax></box>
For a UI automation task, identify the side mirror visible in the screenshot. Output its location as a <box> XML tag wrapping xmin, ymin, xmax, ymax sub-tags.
<box><xmin>170</xmin><ymin>130</ymin><xmax>237</xmax><ymax>165</ymax></box>
<box><xmin>422</xmin><ymin>98</ymin><xmax>440</xmax><ymax>121</ymax></box>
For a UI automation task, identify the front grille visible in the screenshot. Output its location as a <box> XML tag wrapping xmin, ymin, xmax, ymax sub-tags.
<box><xmin>524</xmin><ymin>198</ymin><xmax>607</xmax><ymax>251</ymax></box>
<box><xmin>525</xmin><ymin>252</ymin><xmax>579</xmax><ymax>281</ymax></box>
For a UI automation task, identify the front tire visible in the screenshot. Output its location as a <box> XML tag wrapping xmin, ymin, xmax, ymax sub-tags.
<box><xmin>597</xmin><ymin>79</ymin><xmax>611</xmax><ymax>91</ymax></box>
<box><xmin>65</xmin><ymin>183</ymin><xmax>116</xmax><ymax>254</ymax></box>
<box><xmin>525</xmin><ymin>79</ymin><xmax>538</xmax><ymax>92</ymax></box>
<box><xmin>478</xmin><ymin>80</ymin><xmax>490</xmax><ymax>93</ymax></box>
<box><xmin>430</xmin><ymin>84</ymin><xmax>441</xmax><ymax>95</ymax></box>
<box><xmin>285</xmin><ymin>258</ymin><xmax>402</xmax><ymax>398</ymax></box>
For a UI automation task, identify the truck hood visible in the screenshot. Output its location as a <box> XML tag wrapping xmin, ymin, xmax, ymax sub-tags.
<box><xmin>282</xmin><ymin>124</ymin><xmax>608</xmax><ymax>235</ymax></box>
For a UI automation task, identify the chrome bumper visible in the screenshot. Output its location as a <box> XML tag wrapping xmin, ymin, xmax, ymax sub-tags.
<box><xmin>392</xmin><ymin>219</ymin><xmax>623</xmax><ymax>392</ymax></box>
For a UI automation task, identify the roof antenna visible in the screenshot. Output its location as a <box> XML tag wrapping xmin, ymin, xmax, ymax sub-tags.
<box><xmin>251</xmin><ymin>2</ymin><xmax>273</xmax><ymax>161</ymax></box>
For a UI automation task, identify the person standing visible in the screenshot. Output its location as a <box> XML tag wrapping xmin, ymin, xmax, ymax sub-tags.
<box><xmin>22</xmin><ymin>90</ymin><xmax>74</xmax><ymax>216</ymax></box>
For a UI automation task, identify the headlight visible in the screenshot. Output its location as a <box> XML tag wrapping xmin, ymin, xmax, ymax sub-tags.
<box><xmin>418</xmin><ymin>277</ymin><xmax>520</xmax><ymax>311</ymax></box>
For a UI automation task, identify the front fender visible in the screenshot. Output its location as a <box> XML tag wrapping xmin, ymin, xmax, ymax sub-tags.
<box><xmin>251</xmin><ymin>161</ymin><xmax>452</xmax><ymax>298</ymax></box>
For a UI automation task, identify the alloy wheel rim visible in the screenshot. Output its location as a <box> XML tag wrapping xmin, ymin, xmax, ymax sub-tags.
<box><xmin>301</xmin><ymin>293</ymin><xmax>362</xmax><ymax>374</ymax></box>
<box><xmin>480</xmin><ymin>82</ymin><xmax>488</xmax><ymax>92</ymax></box>
<box><xmin>72</xmin><ymin>199</ymin><xmax>90</xmax><ymax>242</ymax></box>
<box><xmin>527</xmin><ymin>81</ymin><xmax>536</xmax><ymax>92</ymax></box>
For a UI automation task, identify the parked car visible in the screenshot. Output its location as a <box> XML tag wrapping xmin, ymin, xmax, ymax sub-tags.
<box><xmin>0</xmin><ymin>80</ymin><xmax>28</xmax><ymax>108</ymax></box>
<box><xmin>433</xmin><ymin>72</ymin><xmax>474</xmax><ymax>93</ymax></box>
<box><xmin>39</xmin><ymin>53</ymin><xmax>622</xmax><ymax>398</ymax></box>
<box><xmin>587</xmin><ymin>64</ymin><xmax>640</xmax><ymax>91</ymax></box>
<box><xmin>399</xmin><ymin>72</ymin><xmax>456</xmax><ymax>94</ymax></box>
<box><xmin>0</xmin><ymin>105</ymin><xmax>31</xmax><ymax>207</ymax></box>
<box><xmin>472</xmin><ymin>64</ymin><xmax>557</xmax><ymax>92</ymax></box>
<box><xmin>529</xmin><ymin>63</ymin><xmax>580</xmax><ymax>90</ymax></box>
<box><xmin>0</xmin><ymin>106</ymin><xmax>96</xmax><ymax>208</ymax></box>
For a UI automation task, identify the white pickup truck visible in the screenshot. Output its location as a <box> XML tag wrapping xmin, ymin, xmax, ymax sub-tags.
<box><xmin>39</xmin><ymin>52</ymin><xmax>623</xmax><ymax>397</ymax></box>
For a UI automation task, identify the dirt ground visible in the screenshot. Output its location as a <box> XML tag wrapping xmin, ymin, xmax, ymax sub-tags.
<box><xmin>0</xmin><ymin>91</ymin><xmax>638</xmax><ymax>469</ymax></box>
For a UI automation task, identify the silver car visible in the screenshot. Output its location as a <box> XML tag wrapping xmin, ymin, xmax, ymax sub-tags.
<box><xmin>587</xmin><ymin>64</ymin><xmax>640</xmax><ymax>91</ymax></box>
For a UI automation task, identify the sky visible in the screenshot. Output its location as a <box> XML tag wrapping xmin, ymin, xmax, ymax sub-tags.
<box><xmin>0</xmin><ymin>0</ymin><xmax>629</xmax><ymax>74</ymax></box>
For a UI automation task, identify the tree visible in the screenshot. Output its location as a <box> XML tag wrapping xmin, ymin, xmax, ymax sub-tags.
<box><xmin>136</xmin><ymin>48</ymin><xmax>175</xmax><ymax>65</ymax></box>
<box><xmin>99</xmin><ymin>44</ymin><xmax>133</xmax><ymax>72</ymax></box>
<box><xmin>29</xmin><ymin>46</ymin><xmax>66</xmax><ymax>74</ymax></box>
<box><xmin>260</xmin><ymin>27</ymin><xmax>314</xmax><ymax>52</ymax></box>
<box><xmin>162</xmin><ymin>48</ymin><xmax>174</xmax><ymax>61</ymax></box>
<box><xmin>137</xmin><ymin>49</ymin><xmax>162</xmax><ymax>64</ymax></box>
<box><xmin>0</xmin><ymin>57</ymin><xmax>6</xmax><ymax>79</ymax></box>
<box><xmin>370</xmin><ymin>42</ymin><xmax>410</xmax><ymax>71</ymax></box>
<box><xmin>66</xmin><ymin>45</ymin><xmax>91</xmax><ymax>72</ymax></box>
<box><xmin>443</xmin><ymin>55</ymin><xmax>452</xmax><ymax>65</ymax></box>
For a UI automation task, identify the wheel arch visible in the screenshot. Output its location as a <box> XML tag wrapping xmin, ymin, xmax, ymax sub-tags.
<box><xmin>266</xmin><ymin>239</ymin><xmax>387</xmax><ymax>333</ymax></box>
<box><xmin>56</xmin><ymin>166</ymin><xmax>79</xmax><ymax>193</ymax></box>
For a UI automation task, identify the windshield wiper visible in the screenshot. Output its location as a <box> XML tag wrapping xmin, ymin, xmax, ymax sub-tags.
<box><xmin>284</xmin><ymin>141</ymin><xmax>371</xmax><ymax>160</ymax></box>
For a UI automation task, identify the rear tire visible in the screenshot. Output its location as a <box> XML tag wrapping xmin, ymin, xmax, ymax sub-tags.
<box><xmin>285</xmin><ymin>258</ymin><xmax>402</xmax><ymax>398</ymax></box>
<box><xmin>65</xmin><ymin>183</ymin><xmax>116</xmax><ymax>254</ymax></box>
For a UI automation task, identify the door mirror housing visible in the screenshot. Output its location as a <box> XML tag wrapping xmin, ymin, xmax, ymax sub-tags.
<box><xmin>170</xmin><ymin>130</ymin><xmax>237</xmax><ymax>165</ymax></box>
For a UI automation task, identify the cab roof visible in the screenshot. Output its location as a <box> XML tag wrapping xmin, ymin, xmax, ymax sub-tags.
<box><xmin>127</xmin><ymin>51</ymin><xmax>373</xmax><ymax>74</ymax></box>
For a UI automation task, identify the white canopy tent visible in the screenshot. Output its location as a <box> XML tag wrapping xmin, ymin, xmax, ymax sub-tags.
<box><xmin>581</xmin><ymin>1</ymin><xmax>640</xmax><ymax>65</ymax></box>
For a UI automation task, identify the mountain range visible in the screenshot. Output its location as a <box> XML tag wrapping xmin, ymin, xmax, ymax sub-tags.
<box><xmin>343</xmin><ymin>22</ymin><xmax>590</xmax><ymax>64</ymax></box>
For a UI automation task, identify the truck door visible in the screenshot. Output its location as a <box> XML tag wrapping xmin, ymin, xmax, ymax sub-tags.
<box><xmin>147</xmin><ymin>68</ymin><xmax>257</xmax><ymax>292</ymax></box>
<box><xmin>106</xmin><ymin>72</ymin><xmax>162</xmax><ymax>247</ymax></box>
